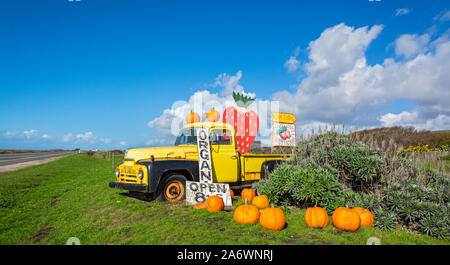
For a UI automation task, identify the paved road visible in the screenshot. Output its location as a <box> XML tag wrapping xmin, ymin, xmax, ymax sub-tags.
<box><xmin>0</xmin><ymin>151</ymin><xmax>77</xmax><ymax>166</ymax></box>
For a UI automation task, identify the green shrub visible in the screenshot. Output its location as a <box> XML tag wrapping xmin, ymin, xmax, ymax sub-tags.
<box><xmin>290</xmin><ymin>132</ymin><xmax>389</xmax><ymax>191</ymax></box>
<box><xmin>253</xmin><ymin>164</ymin><xmax>346</xmax><ymax>213</ymax></box>
<box><xmin>254</xmin><ymin>131</ymin><xmax>450</xmax><ymax>238</ymax></box>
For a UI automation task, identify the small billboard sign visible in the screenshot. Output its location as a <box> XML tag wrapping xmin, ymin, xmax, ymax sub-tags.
<box><xmin>272</xmin><ymin>113</ymin><xmax>296</xmax><ymax>147</ymax></box>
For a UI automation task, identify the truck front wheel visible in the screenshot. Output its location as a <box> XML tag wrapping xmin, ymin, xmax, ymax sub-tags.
<box><xmin>156</xmin><ymin>174</ymin><xmax>187</xmax><ymax>202</ymax></box>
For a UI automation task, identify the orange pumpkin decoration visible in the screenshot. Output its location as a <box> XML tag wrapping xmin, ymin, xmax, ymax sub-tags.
<box><xmin>252</xmin><ymin>195</ymin><xmax>269</xmax><ymax>209</ymax></box>
<box><xmin>332</xmin><ymin>205</ymin><xmax>361</xmax><ymax>232</ymax></box>
<box><xmin>186</xmin><ymin>111</ymin><xmax>200</xmax><ymax>124</ymax></box>
<box><xmin>241</xmin><ymin>189</ymin><xmax>256</xmax><ymax>202</ymax></box>
<box><xmin>206</xmin><ymin>108</ymin><xmax>220</xmax><ymax>122</ymax></box>
<box><xmin>305</xmin><ymin>206</ymin><xmax>329</xmax><ymax>228</ymax></box>
<box><xmin>233</xmin><ymin>199</ymin><xmax>260</xmax><ymax>224</ymax></box>
<box><xmin>230</xmin><ymin>189</ymin><xmax>234</xmax><ymax>200</ymax></box>
<box><xmin>193</xmin><ymin>202</ymin><xmax>207</xmax><ymax>209</ymax></box>
<box><xmin>353</xmin><ymin>207</ymin><xmax>374</xmax><ymax>227</ymax></box>
<box><xmin>206</xmin><ymin>195</ymin><xmax>224</xmax><ymax>213</ymax></box>
<box><xmin>259</xmin><ymin>206</ymin><xmax>286</xmax><ymax>231</ymax></box>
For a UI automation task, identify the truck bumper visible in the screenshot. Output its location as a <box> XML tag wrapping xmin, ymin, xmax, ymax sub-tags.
<box><xmin>109</xmin><ymin>181</ymin><xmax>147</xmax><ymax>192</ymax></box>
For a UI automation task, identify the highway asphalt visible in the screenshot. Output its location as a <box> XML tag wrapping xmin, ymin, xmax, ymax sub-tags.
<box><xmin>0</xmin><ymin>151</ymin><xmax>77</xmax><ymax>166</ymax></box>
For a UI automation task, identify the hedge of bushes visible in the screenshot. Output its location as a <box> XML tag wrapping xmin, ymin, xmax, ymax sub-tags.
<box><xmin>253</xmin><ymin>131</ymin><xmax>449</xmax><ymax>238</ymax></box>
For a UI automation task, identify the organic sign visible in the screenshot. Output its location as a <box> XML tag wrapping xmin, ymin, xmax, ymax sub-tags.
<box><xmin>196</xmin><ymin>127</ymin><xmax>213</xmax><ymax>183</ymax></box>
<box><xmin>186</xmin><ymin>181</ymin><xmax>232</xmax><ymax>206</ymax></box>
<box><xmin>272</xmin><ymin>113</ymin><xmax>296</xmax><ymax>147</ymax></box>
<box><xmin>186</xmin><ymin>127</ymin><xmax>232</xmax><ymax>206</ymax></box>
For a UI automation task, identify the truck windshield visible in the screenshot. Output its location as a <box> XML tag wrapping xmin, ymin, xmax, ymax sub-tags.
<box><xmin>174</xmin><ymin>127</ymin><xmax>233</xmax><ymax>146</ymax></box>
<box><xmin>174</xmin><ymin>127</ymin><xmax>199</xmax><ymax>146</ymax></box>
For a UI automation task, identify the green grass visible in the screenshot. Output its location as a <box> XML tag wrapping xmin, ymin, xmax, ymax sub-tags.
<box><xmin>0</xmin><ymin>154</ymin><xmax>448</xmax><ymax>245</ymax></box>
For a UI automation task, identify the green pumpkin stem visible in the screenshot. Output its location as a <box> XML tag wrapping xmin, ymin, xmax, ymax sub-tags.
<box><xmin>232</xmin><ymin>91</ymin><xmax>255</xmax><ymax>108</ymax></box>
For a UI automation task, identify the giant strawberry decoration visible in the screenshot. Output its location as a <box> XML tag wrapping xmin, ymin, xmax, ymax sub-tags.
<box><xmin>223</xmin><ymin>92</ymin><xmax>259</xmax><ymax>154</ymax></box>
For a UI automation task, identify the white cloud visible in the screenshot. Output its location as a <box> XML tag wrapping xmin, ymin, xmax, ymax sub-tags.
<box><xmin>379</xmin><ymin>112</ymin><xmax>450</xmax><ymax>131</ymax></box>
<box><xmin>212</xmin><ymin>70</ymin><xmax>244</xmax><ymax>97</ymax></box>
<box><xmin>62</xmin><ymin>133</ymin><xmax>74</xmax><ymax>143</ymax></box>
<box><xmin>1</xmin><ymin>129</ymin><xmax>125</xmax><ymax>150</ymax></box>
<box><xmin>61</xmin><ymin>131</ymin><xmax>111</xmax><ymax>145</ymax></box>
<box><xmin>434</xmin><ymin>10</ymin><xmax>450</xmax><ymax>23</ymax></box>
<box><xmin>147</xmin><ymin>71</ymin><xmax>277</xmax><ymax>146</ymax></box>
<box><xmin>284</xmin><ymin>56</ymin><xmax>300</xmax><ymax>72</ymax></box>
<box><xmin>394</xmin><ymin>33</ymin><xmax>430</xmax><ymax>58</ymax></box>
<box><xmin>23</xmin><ymin>129</ymin><xmax>39</xmax><ymax>139</ymax></box>
<box><xmin>442</xmin><ymin>11</ymin><xmax>450</xmax><ymax>22</ymax></box>
<box><xmin>378</xmin><ymin>111</ymin><xmax>419</xmax><ymax>127</ymax></box>
<box><xmin>147</xmin><ymin>23</ymin><xmax>449</xmax><ymax>147</ymax></box>
<box><xmin>273</xmin><ymin>23</ymin><xmax>450</xmax><ymax>133</ymax></box>
<box><xmin>76</xmin><ymin>132</ymin><xmax>95</xmax><ymax>142</ymax></box>
<box><xmin>4</xmin><ymin>129</ymin><xmax>40</xmax><ymax>139</ymax></box>
<box><xmin>395</xmin><ymin>8</ymin><xmax>411</xmax><ymax>17</ymax></box>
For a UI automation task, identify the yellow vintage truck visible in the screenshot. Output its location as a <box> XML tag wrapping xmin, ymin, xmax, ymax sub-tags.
<box><xmin>109</xmin><ymin>122</ymin><xmax>291</xmax><ymax>202</ymax></box>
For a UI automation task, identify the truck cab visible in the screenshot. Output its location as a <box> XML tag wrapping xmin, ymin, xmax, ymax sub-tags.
<box><xmin>109</xmin><ymin>122</ymin><xmax>291</xmax><ymax>202</ymax></box>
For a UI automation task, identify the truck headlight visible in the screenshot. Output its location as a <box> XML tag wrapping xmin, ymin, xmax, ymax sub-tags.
<box><xmin>138</xmin><ymin>170</ymin><xmax>144</xmax><ymax>180</ymax></box>
<box><xmin>115</xmin><ymin>169</ymin><xmax>120</xmax><ymax>178</ymax></box>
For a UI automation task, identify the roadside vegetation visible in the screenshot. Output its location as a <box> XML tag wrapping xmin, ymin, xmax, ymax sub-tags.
<box><xmin>0</xmin><ymin>153</ymin><xmax>448</xmax><ymax>245</ymax></box>
<box><xmin>253</xmin><ymin>128</ymin><xmax>449</xmax><ymax>239</ymax></box>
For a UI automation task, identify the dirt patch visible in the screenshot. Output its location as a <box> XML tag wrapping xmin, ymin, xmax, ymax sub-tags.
<box><xmin>154</xmin><ymin>210</ymin><xmax>170</xmax><ymax>217</ymax></box>
<box><xmin>30</xmin><ymin>224</ymin><xmax>54</xmax><ymax>243</ymax></box>
<box><xmin>223</xmin><ymin>206</ymin><xmax>235</xmax><ymax>212</ymax></box>
<box><xmin>50</xmin><ymin>200</ymin><xmax>57</xmax><ymax>207</ymax></box>
<box><xmin>163</xmin><ymin>201</ymin><xmax>184</xmax><ymax>209</ymax></box>
<box><xmin>206</xmin><ymin>216</ymin><xmax>227</xmax><ymax>222</ymax></box>
<box><xmin>283</xmin><ymin>234</ymin><xmax>302</xmax><ymax>244</ymax></box>
<box><xmin>308</xmin><ymin>234</ymin><xmax>332</xmax><ymax>245</ymax></box>
<box><xmin>332</xmin><ymin>229</ymin><xmax>344</xmax><ymax>235</ymax></box>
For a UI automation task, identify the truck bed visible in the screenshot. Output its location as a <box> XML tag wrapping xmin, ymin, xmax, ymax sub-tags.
<box><xmin>239</xmin><ymin>153</ymin><xmax>292</xmax><ymax>181</ymax></box>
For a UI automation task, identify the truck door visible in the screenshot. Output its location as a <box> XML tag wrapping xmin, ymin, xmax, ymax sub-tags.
<box><xmin>209</xmin><ymin>128</ymin><xmax>240</xmax><ymax>183</ymax></box>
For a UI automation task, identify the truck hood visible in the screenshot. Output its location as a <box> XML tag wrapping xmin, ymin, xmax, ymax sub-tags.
<box><xmin>125</xmin><ymin>145</ymin><xmax>198</xmax><ymax>161</ymax></box>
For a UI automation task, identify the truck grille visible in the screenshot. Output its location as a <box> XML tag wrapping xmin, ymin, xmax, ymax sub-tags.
<box><xmin>119</xmin><ymin>166</ymin><xmax>138</xmax><ymax>183</ymax></box>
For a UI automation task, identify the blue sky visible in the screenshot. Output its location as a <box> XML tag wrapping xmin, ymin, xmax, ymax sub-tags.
<box><xmin>1</xmin><ymin>0</ymin><xmax>449</xmax><ymax>150</ymax></box>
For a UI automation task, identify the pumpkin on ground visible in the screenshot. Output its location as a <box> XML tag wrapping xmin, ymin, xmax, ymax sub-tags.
<box><xmin>206</xmin><ymin>195</ymin><xmax>224</xmax><ymax>213</ymax></box>
<box><xmin>259</xmin><ymin>206</ymin><xmax>286</xmax><ymax>231</ymax></box>
<box><xmin>186</xmin><ymin>111</ymin><xmax>200</xmax><ymax>124</ymax></box>
<box><xmin>252</xmin><ymin>195</ymin><xmax>269</xmax><ymax>209</ymax></box>
<box><xmin>353</xmin><ymin>207</ymin><xmax>374</xmax><ymax>227</ymax></box>
<box><xmin>241</xmin><ymin>188</ymin><xmax>256</xmax><ymax>202</ymax></box>
<box><xmin>206</xmin><ymin>108</ymin><xmax>220</xmax><ymax>122</ymax></box>
<box><xmin>230</xmin><ymin>189</ymin><xmax>234</xmax><ymax>200</ymax></box>
<box><xmin>332</xmin><ymin>205</ymin><xmax>361</xmax><ymax>232</ymax></box>
<box><xmin>233</xmin><ymin>199</ymin><xmax>260</xmax><ymax>224</ymax></box>
<box><xmin>305</xmin><ymin>206</ymin><xmax>329</xmax><ymax>228</ymax></box>
<box><xmin>193</xmin><ymin>202</ymin><xmax>207</xmax><ymax>209</ymax></box>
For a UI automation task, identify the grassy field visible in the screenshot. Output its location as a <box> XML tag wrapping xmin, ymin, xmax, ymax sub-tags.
<box><xmin>0</xmin><ymin>154</ymin><xmax>448</xmax><ymax>245</ymax></box>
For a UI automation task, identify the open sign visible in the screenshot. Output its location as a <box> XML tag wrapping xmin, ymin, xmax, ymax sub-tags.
<box><xmin>186</xmin><ymin>181</ymin><xmax>232</xmax><ymax>206</ymax></box>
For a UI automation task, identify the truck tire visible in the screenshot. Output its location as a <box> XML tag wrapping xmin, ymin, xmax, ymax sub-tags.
<box><xmin>155</xmin><ymin>174</ymin><xmax>187</xmax><ymax>202</ymax></box>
